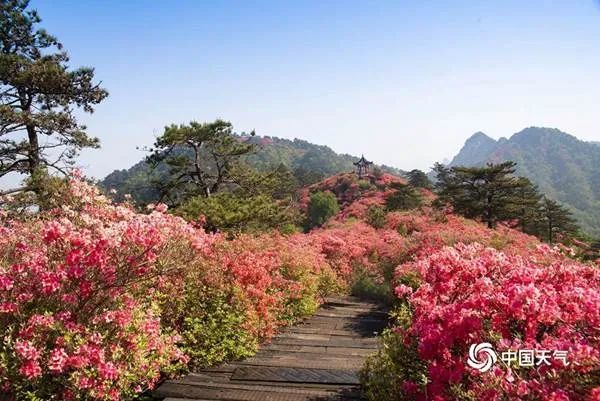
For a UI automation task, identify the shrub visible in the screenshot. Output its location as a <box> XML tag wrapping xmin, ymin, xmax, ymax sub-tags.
<box><xmin>0</xmin><ymin>176</ymin><xmax>349</xmax><ymax>399</ymax></box>
<box><xmin>0</xmin><ymin>178</ymin><xmax>192</xmax><ymax>400</ymax></box>
<box><xmin>366</xmin><ymin>205</ymin><xmax>386</xmax><ymax>229</ymax></box>
<box><xmin>350</xmin><ymin>266</ymin><xmax>394</xmax><ymax>303</ymax></box>
<box><xmin>372</xmin><ymin>167</ymin><xmax>384</xmax><ymax>180</ymax></box>
<box><xmin>364</xmin><ymin>243</ymin><xmax>600</xmax><ymax>401</ymax></box>
<box><xmin>4</xmin><ymin>171</ymin><xmax>596</xmax><ymax>400</ymax></box>
<box><xmin>360</xmin><ymin>304</ymin><xmax>427</xmax><ymax>401</ymax></box>
<box><xmin>177</xmin><ymin>192</ymin><xmax>300</xmax><ymax>234</ymax></box>
<box><xmin>405</xmin><ymin>169</ymin><xmax>432</xmax><ymax>189</ymax></box>
<box><xmin>386</xmin><ymin>183</ymin><xmax>422</xmax><ymax>211</ymax></box>
<box><xmin>174</xmin><ymin>287</ymin><xmax>258</xmax><ymax>368</ymax></box>
<box><xmin>306</xmin><ymin>191</ymin><xmax>339</xmax><ymax>229</ymax></box>
<box><xmin>358</xmin><ymin>180</ymin><xmax>374</xmax><ymax>191</ymax></box>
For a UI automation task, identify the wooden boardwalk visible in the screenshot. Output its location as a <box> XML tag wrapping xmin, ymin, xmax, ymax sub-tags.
<box><xmin>154</xmin><ymin>296</ymin><xmax>388</xmax><ymax>401</ymax></box>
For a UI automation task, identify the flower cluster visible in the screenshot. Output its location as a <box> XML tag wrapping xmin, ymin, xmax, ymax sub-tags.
<box><xmin>394</xmin><ymin>243</ymin><xmax>599</xmax><ymax>400</ymax></box>
<box><xmin>0</xmin><ymin>177</ymin><xmax>200</xmax><ymax>399</ymax></box>
<box><xmin>308</xmin><ymin>220</ymin><xmax>406</xmax><ymax>278</ymax></box>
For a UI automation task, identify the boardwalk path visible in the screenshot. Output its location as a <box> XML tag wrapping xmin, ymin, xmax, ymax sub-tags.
<box><xmin>154</xmin><ymin>296</ymin><xmax>388</xmax><ymax>401</ymax></box>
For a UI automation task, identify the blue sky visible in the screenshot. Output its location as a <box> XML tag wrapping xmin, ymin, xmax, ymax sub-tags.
<box><xmin>27</xmin><ymin>0</ymin><xmax>600</xmax><ymax>178</ymax></box>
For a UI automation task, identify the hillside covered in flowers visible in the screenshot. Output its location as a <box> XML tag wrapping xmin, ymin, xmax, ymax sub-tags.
<box><xmin>0</xmin><ymin>171</ymin><xmax>598</xmax><ymax>400</ymax></box>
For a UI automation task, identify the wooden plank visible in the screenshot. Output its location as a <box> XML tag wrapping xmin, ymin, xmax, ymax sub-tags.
<box><xmin>155</xmin><ymin>382</ymin><xmax>361</xmax><ymax>400</ymax></box>
<box><xmin>231</xmin><ymin>367</ymin><xmax>360</xmax><ymax>385</ymax></box>
<box><xmin>244</xmin><ymin>350</ymin><xmax>366</xmax><ymax>364</ymax></box>
<box><xmin>261</xmin><ymin>344</ymin><xmax>374</xmax><ymax>356</ymax></box>
<box><xmin>235</xmin><ymin>358</ymin><xmax>364</xmax><ymax>370</ymax></box>
<box><xmin>269</xmin><ymin>337</ymin><xmax>378</xmax><ymax>349</ymax></box>
<box><xmin>183</xmin><ymin>372</ymin><xmax>360</xmax><ymax>390</ymax></box>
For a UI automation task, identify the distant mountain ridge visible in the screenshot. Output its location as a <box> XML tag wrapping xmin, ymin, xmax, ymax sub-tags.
<box><xmin>448</xmin><ymin>127</ymin><xmax>600</xmax><ymax>237</ymax></box>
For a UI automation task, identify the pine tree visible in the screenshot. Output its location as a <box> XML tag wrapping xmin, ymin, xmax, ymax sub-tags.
<box><xmin>406</xmin><ymin>169</ymin><xmax>432</xmax><ymax>189</ymax></box>
<box><xmin>147</xmin><ymin>120</ymin><xmax>254</xmax><ymax>204</ymax></box>
<box><xmin>434</xmin><ymin>161</ymin><xmax>530</xmax><ymax>228</ymax></box>
<box><xmin>306</xmin><ymin>191</ymin><xmax>339</xmax><ymax>229</ymax></box>
<box><xmin>293</xmin><ymin>166</ymin><xmax>325</xmax><ymax>187</ymax></box>
<box><xmin>510</xmin><ymin>177</ymin><xmax>543</xmax><ymax>234</ymax></box>
<box><xmin>0</xmin><ymin>0</ymin><xmax>107</xmax><ymax>193</ymax></box>
<box><xmin>385</xmin><ymin>182</ymin><xmax>422</xmax><ymax>211</ymax></box>
<box><xmin>539</xmin><ymin>197</ymin><xmax>578</xmax><ymax>243</ymax></box>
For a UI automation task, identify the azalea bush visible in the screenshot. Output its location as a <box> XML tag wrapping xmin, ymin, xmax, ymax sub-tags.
<box><xmin>363</xmin><ymin>242</ymin><xmax>600</xmax><ymax>401</ymax></box>
<box><xmin>0</xmin><ymin>178</ymin><xmax>197</xmax><ymax>399</ymax></box>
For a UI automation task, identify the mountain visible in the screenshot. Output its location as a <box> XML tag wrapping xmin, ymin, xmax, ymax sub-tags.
<box><xmin>448</xmin><ymin>127</ymin><xmax>600</xmax><ymax>237</ymax></box>
<box><xmin>101</xmin><ymin>135</ymin><xmax>403</xmax><ymax>204</ymax></box>
<box><xmin>449</xmin><ymin>131</ymin><xmax>499</xmax><ymax>166</ymax></box>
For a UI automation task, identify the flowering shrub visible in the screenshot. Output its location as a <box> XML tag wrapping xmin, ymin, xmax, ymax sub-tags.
<box><xmin>0</xmin><ymin>178</ymin><xmax>196</xmax><ymax>399</ymax></box>
<box><xmin>299</xmin><ymin>173</ymin><xmax>406</xmax><ymax>218</ymax></box>
<box><xmin>363</xmin><ymin>243</ymin><xmax>600</xmax><ymax>401</ymax></box>
<box><xmin>308</xmin><ymin>220</ymin><xmax>407</xmax><ymax>279</ymax></box>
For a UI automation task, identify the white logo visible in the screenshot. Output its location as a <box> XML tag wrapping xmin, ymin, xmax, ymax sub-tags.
<box><xmin>467</xmin><ymin>342</ymin><xmax>497</xmax><ymax>372</ymax></box>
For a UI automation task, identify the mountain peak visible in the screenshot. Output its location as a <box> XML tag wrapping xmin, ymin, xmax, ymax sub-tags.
<box><xmin>509</xmin><ymin>127</ymin><xmax>581</xmax><ymax>147</ymax></box>
<box><xmin>465</xmin><ymin>131</ymin><xmax>496</xmax><ymax>145</ymax></box>
<box><xmin>449</xmin><ymin>132</ymin><xmax>497</xmax><ymax>167</ymax></box>
<box><xmin>468</xmin><ymin>131</ymin><xmax>494</xmax><ymax>140</ymax></box>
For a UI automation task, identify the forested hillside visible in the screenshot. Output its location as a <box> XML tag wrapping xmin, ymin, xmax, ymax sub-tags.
<box><xmin>101</xmin><ymin>135</ymin><xmax>403</xmax><ymax>205</ymax></box>
<box><xmin>448</xmin><ymin>127</ymin><xmax>600</xmax><ymax>236</ymax></box>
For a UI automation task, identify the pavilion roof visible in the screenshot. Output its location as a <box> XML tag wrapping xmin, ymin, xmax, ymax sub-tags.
<box><xmin>353</xmin><ymin>155</ymin><xmax>373</xmax><ymax>166</ymax></box>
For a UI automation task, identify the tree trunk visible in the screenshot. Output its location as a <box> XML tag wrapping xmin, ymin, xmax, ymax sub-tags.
<box><xmin>20</xmin><ymin>92</ymin><xmax>40</xmax><ymax>175</ymax></box>
<box><xmin>486</xmin><ymin>193</ymin><xmax>494</xmax><ymax>228</ymax></box>
<box><xmin>26</xmin><ymin>124</ymin><xmax>40</xmax><ymax>174</ymax></box>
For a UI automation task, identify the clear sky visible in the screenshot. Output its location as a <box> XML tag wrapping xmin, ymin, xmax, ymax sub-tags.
<box><xmin>28</xmin><ymin>0</ymin><xmax>600</xmax><ymax>178</ymax></box>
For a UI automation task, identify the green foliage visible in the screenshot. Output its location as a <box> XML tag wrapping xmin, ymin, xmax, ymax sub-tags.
<box><xmin>0</xmin><ymin>0</ymin><xmax>107</xmax><ymax>190</ymax></box>
<box><xmin>230</xmin><ymin>162</ymin><xmax>298</xmax><ymax>200</ymax></box>
<box><xmin>435</xmin><ymin>161</ymin><xmax>535</xmax><ymax>228</ymax></box>
<box><xmin>508</xmin><ymin>176</ymin><xmax>543</xmax><ymax>234</ymax></box>
<box><xmin>0</xmin><ymin>169</ymin><xmax>70</xmax><ymax>213</ymax></box>
<box><xmin>177</xmin><ymin>192</ymin><xmax>300</xmax><ymax>235</ymax></box>
<box><xmin>372</xmin><ymin>166</ymin><xmax>384</xmax><ymax>179</ymax></box>
<box><xmin>292</xmin><ymin>166</ymin><xmax>325</xmax><ymax>187</ymax></box>
<box><xmin>358</xmin><ymin>179</ymin><xmax>374</xmax><ymax>191</ymax></box>
<box><xmin>366</xmin><ymin>205</ymin><xmax>386</xmax><ymax>229</ymax></box>
<box><xmin>539</xmin><ymin>196</ymin><xmax>578</xmax><ymax>243</ymax></box>
<box><xmin>171</xmin><ymin>287</ymin><xmax>258</xmax><ymax>369</ymax></box>
<box><xmin>278</xmin><ymin>263</ymin><xmax>327</xmax><ymax>324</ymax></box>
<box><xmin>306</xmin><ymin>191</ymin><xmax>339</xmax><ymax>229</ymax></box>
<box><xmin>434</xmin><ymin>161</ymin><xmax>581</xmax><ymax>243</ymax></box>
<box><xmin>350</xmin><ymin>266</ymin><xmax>395</xmax><ymax>303</ymax></box>
<box><xmin>406</xmin><ymin>169</ymin><xmax>432</xmax><ymax>189</ymax></box>
<box><xmin>147</xmin><ymin>120</ymin><xmax>255</xmax><ymax>204</ymax></box>
<box><xmin>360</xmin><ymin>303</ymin><xmax>428</xmax><ymax>401</ymax></box>
<box><xmin>175</xmin><ymin>162</ymin><xmax>302</xmax><ymax>234</ymax></box>
<box><xmin>386</xmin><ymin>183</ymin><xmax>422</xmax><ymax>211</ymax></box>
